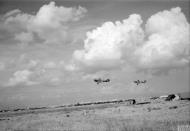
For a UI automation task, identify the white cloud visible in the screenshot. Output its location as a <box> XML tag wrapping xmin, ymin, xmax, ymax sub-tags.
<box><xmin>3</xmin><ymin>9</ymin><xmax>21</xmax><ymax>18</ymax></box>
<box><xmin>73</xmin><ymin>14</ymin><xmax>144</xmax><ymax>72</ymax></box>
<box><xmin>43</xmin><ymin>61</ymin><xmax>57</xmax><ymax>69</ymax></box>
<box><xmin>0</xmin><ymin>62</ymin><xmax>5</xmax><ymax>71</ymax></box>
<box><xmin>27</xmin><ymin>60</ymin><xmax>38</xmax><ymax>68</ymax></box>
<box><xmin>29</xmin><ymin>1</ymin><xmax>87</xmax><ymax>44</ymax></box>
<box><xmin>135</xmin><ymin>7</ymin><xmax>190</xmax><ymax>69</ymax></box>
<box><xmin>23</xmin><ymin>60</ymin><xmax>64</xmax><ymax>85</ymax></box>
<box><xmin>14</xmin><ymin>32</ymin><xmax>33</xmax><ymax>45</ymax></box>
<box><xmin>32</xmin><ymin>2</ymin><xmax>86</xmax><ymax>27</ymax></box>
<box><xmin>64</xmin><ymin>63</ymin><xmax>78</xmax><ymax>71</ymax></box>
<box><xmin>8</xmin><ymin>70</ymin><xmax>35</xmax><ymax>86</ymax></box>
<box><xmin>73</xmin><ymin>7</ymin><xmax>190</xmax><ymax>74</ymax></box>
<box><xmin>1</xmin><ymin>1</ymin><xmax>87</xmax><ymax>45</ymax></box>
<box><xmin>1</xmin><ymin>13</ymin><xmax>32</xmax><ymax>41</ymax></box>
<box><xmin>3</xmin><ymin>56</ymin><xmax>67</xmax><ymax>86</ymax></box>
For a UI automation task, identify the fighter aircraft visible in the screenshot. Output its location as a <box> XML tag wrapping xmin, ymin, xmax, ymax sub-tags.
<box><xmin>94</xmin><ymin>78</ymin><xmax>110</xmax><ymax>84</ymax></box>
<box><xmin>134</xmin><ymin>80</ymin><xmax>147</xmax><ymax>85</ymax></box>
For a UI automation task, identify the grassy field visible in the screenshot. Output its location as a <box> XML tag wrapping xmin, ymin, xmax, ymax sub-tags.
<box><xmin>0</xmin><ymin>98</ymin><xmax>189</xmax><ymax>131</ymax></box>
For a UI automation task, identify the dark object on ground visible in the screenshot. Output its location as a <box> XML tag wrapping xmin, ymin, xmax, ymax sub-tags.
<box><xmin>130</xmin><ymin>99</ymin><xmax>136</xmax><ymax>104</ymax></box>
<box><xmin>150</xmin><ymin>97</ymin><xmax>159</xmax><ymax>100</ymax></box>
<box><xmin>169</xmin><ymin>106</ymin><xmax>178</xmax><ymax>109</ymax></box>
<box><xmin>181</xmin><ymin>98</ymin><xmax>190</xmax><ymax>101</ymax></box>
<box><xmin>147</xmin><ymin>107</ymin><xmax>161</xmax><ymax>112</ymax></box>
<box><xmin>66</xmin><ymin>114</ymin><xmax>70</xmax><ymax>117</ymax></box>
<box><xmin>136</xmin><ymin>102</ymin><xmax>151</xmax><ymax>105</ymax></box>
<box><xmin>0</xmin><ymin>110</ymin><xmax>10</xmax><ymax>113</ymax></box>
<box><xmin>0</xmin><ymin>118</ymin><xmax>10</xmax><ymax>121</ymax></box>
<box><xmin>165</xmin><ymin>94</ymin><xmax>176</xmax><ymax>101</ymax></box>
<box><xmin>13</xmin><ymin>108</ymin><xmax>25</xmax><ymax>112</ymax></box>
<box><xmin>29</xmin><ymin>107</ymin><xmax>47</xmax><ymax>110</ymax></box>
<box><xmin>125</xmin><ymin>99</ymin><xmax>136</xmax><ymax>105</ymax></box>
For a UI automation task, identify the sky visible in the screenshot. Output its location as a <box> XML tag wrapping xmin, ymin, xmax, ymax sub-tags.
<box><xmin>0</xmin><ymin>0</ymin><xmax>189</xmax><ymax>109</ymax></box>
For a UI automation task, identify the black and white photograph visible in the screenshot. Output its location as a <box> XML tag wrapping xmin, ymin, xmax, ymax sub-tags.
<box><xmin>0</xmin><ymin>0</ymin><xmax>189</xmax><ymax>130</ymax></box>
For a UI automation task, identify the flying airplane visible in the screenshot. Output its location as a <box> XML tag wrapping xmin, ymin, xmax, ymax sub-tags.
<box><xmin>134</xmin><ymin>80</ymin><xmax>147</xmax><ymax>85</ymax></box>
<box><xmin>94</xmin><ymin>78</ymin><xmax>110</xmax><ymax>84</ymax></box>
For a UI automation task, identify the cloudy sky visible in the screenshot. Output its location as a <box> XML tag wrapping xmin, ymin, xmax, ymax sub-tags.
<box><xmin>0</xmin><ymin>0</ymin><xmax>189</xmax><ymax>108</ymax></box>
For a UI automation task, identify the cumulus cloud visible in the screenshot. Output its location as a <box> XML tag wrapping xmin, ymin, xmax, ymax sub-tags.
<box><xmin>135</xmin><ymin>7</ymin><xmax>189</xmax><ymax>69</ymax></box>
<box><xmin>73</xmin><ymin>14</ymin><xmax>144</xmax><ymax>72</ymax></box>
<box><xmin>3</xmin><ymin>9</ymin><xmax>21</xmax><ymax>18</ymax></box>
<box><xmin>28</xmin><ymin>1</ymin><xmax>87</xmax><ymax>44</ymax></box>
<box><xmin>3</xmin><ymin>55</ymin><xmax>66</xmax><ymax>86</ymax></box>
<box><xmin>0</xmin><ymin>62</ymin><xmax>5</xmax><ymax>71</ymax></box>
<box><xmin>14</xmin><ymin>32</ymin><xmax>34</xmax><ymax>45</ymax></box>
<box><xmin>1</xmin><ymin>1</ymin><xmax>87</xmax><ymax>45</ymax></box>
<box><xmin>7</xmin><ymin>70</ymin><xmax>35</xmax><ymax>86</ymax></box>
<box><xmin>43</xmin><ymin>61</ymin><xmax>57</xmax><ymax>69</ymax></box>
<box><xmin>3</xmin><ymin>54</ymin><xmax>85</xmax><ymax>86</ymax></box>
<box><xmin>73</xmin><ymin>7</ymin><xmax>190</xmax><ymax>74</ymax></box>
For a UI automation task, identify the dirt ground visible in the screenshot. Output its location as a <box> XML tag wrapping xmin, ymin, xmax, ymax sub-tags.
<box><xmin>0</xmin><ymin>99</ymin><xmax>189</xmax><ymax>131</ymax></box>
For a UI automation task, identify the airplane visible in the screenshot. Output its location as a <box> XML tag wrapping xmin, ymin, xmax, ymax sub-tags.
<box><xmin>141</xmin><ymin>80</ymin><xmax>147</xmax><ymax>83</ymax></box>
<box><xmin>134</xmin><ymin>80</ymin><xmax>147</xmax><ymax>85</ymax></box>
<box><xmin>94</xmin><ymin>78</ymin><xmax>110</xmax><ymax>84</ymax></box>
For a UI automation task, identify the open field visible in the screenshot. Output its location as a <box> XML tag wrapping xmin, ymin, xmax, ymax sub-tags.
<box><xmin>0</xmin><ymin>98</ymin><xmax>189</xmax><ymax>131</ymax></box>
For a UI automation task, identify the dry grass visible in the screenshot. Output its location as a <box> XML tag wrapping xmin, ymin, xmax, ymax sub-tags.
<box><xmin>0</xmin><ymin>100</ymin><xmax>189</xmax><ymax>131</ymax></box>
